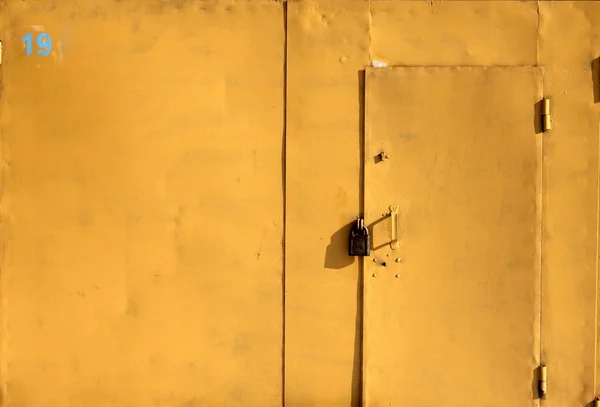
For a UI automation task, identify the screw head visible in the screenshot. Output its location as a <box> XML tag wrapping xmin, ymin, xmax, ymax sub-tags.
<box><xmin>395</xmin><ymin>274</ymin><xmax>400</xmax><ymax>278</ymax></box>
<box><xmin>372</xmin><ymin>258</ymin><xmax>378</xmax><ymax>263</ymax></box>
<box><xmin>395</xmin><ymin>258</ymin><xmax>402</xmax><ymax>263</ymax></box>
<box><xmin>372</xmin><ymin>273</ymin><xmax>377</xmax><ymax>277</ymax></box>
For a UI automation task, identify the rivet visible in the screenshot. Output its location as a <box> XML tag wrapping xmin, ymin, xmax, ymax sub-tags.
<box><xmin>395</xmin><ymin>258</ymin><xmax>402</xmax><ymax>263</ymax></box>
<box><xmin>372</xmin><ymin>273</ymin><xmax>377</xmax><ymax>277</ymax></box>
<box><xmin>372</xmin><ymin>258</ymin><xmax>378</xmax><ymax>263</ymax></box>
<box><xmin>395</xmin><ymin>274</ymin><xmax>400</xmax><ymax>278</ymax></box>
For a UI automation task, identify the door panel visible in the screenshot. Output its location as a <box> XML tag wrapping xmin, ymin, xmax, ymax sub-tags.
<box><xmin>285</xmin><ymin>1</ymin><xmax>370</xmax><ymax>406</ymax></box>
<box><xmin>2</xmin><ymin>2</ymin><xmax>284</xmax><ymax>406</ymax></box>
<box><xmin>364</xmin><ymin>67</ymin><xmax>542</xmax><ymax>406</ymax></box>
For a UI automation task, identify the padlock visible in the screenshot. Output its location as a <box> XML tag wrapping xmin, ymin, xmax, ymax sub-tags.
<box><xmin>349</xmin><ymin>218</ymin><xmax>370</xmax><ymax>256</ymax></box>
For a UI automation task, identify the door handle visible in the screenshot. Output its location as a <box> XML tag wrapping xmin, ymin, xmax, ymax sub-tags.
<box><xmin>388</xmin><ymin>205</ymin><xmax>399</xmax><ymax>250</ymax></box>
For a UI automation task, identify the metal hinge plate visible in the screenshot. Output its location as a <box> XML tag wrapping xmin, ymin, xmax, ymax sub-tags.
<box><xmin>542</xmin><ymin>98</ymin><xmax>551</xmax><ymax>132</ymax></box>
<box><xmin>538</xmin><ymin>365</ymin><xmax>547</xmax><ymax>399</ymax></box>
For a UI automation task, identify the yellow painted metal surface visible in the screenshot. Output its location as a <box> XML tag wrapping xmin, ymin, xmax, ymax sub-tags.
<box><xmin>1</xmin><ymin>1</ymin><xmax>284</xmax><ymax>406</ymax></box>
<box><xmin>364</xmin><ymin>67</ymin><xmax>542</xmax><ymax>406</ymax></box>
<box><xmin>367</xmin><ymin>2</ymin><xmax>600</xmax><ymax>406</ymax></box>
<box><xmin>2</xmin><ymin>0</ymin><xmax>600</xmax><ymax>406</ymax></box>
<box><xmin>285</xmin><ymin>1</ymin><xmax>369</xmax><ymax>405</ymax></box>
<box><xmin>539</xmin><ymin>3</ymin><xmax>600</xmax><ymax>405</ymax></box>
<box><xmin>370</xmin><ymin>1</ymin><xmax>538</xmax><ymax>67</ymax></box>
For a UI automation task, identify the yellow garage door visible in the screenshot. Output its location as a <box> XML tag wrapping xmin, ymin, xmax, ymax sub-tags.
<box><xmin>363</xmin><ymin>67</ymin><xmax>542</xmax><ymax>406</ymax></box>
<box><xmin>1</xmin><ymin>2</ymin><xmax>284</xmax><ymax>406</ymax></box>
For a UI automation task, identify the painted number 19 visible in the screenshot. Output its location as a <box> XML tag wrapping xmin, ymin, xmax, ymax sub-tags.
<box><xmin>21</xmin><ymin>32</ymin><xmax>52</xmax><ymax>56</ymax></box>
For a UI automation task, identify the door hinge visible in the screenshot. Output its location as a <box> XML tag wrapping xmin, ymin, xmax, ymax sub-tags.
<box><xmin>538</xmin><ymin>365</ymin><xmax>547</xmax><ymax>399</ymax></box>
<box><xmin>542</xmin><ymin>98</ymin><xmax>551</xmax><ymax>132</ymax></box>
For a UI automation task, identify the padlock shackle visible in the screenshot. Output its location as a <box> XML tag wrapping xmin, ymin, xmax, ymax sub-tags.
<box><xmin>351</xmin><ymin>218</ymin><xmax>369</xmax><ymax>236</ymax></box>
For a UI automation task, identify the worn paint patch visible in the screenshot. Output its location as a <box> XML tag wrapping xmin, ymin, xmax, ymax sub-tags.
<box><xmin>370</xmin><ymin>59</ymin><xmax>388</xmax><ymax>68</ymax></box>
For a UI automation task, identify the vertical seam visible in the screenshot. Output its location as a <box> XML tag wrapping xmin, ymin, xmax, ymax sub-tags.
<box><xmin>362</xmin><ymin>5</ymin><xmax>372</xmax><ymax>406</ymax></box>
<box><xmin>537</xmin><ymin>0</ymin><xmax>544</xmax><ymax>376</ymax></box>
<box><xmin>281</xmin><ymin>1</ymin><xmax>288</xmax><ymax>406</ymax></box>
<box><xmin>593</xmin><ymin>8</ymin><xmax>600</xmax><ymax>398</ymax></box>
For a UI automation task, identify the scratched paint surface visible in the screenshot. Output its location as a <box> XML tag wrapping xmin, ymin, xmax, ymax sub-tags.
<box><xmin>0</xmin><ymin>1</ymin><xmax>284</xmax><ymax>406</ymax></box>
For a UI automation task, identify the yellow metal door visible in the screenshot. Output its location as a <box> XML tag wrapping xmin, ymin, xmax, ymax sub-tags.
<box><xmin>1</xmin><ymin>2</ymin><xmax>284</xmax><ymax>406</ymax></box>
<box><xmin>363</xmin><ymin>67</ymin><xmax>542</xmax><ymax>406</ymax></box>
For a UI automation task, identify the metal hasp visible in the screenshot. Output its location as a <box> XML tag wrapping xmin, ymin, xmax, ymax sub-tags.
<box><xmin>349</xmin><ymin>218</ymin><xmax>370</xmax><ymax>256</ymax></box>
<box><xmin>542</xmin><ymin>98</ymin><xmax>552</xmax><ymax>132</ymax></box>
<box><xmin>387</xmin><ymin>205</ymin><xmax>400</xmax><ymax>250</ymax></box>
<box><xmin>538</xmin><ymin>365</ymin><xmax>547</xmax><ymax>399</ymax></box>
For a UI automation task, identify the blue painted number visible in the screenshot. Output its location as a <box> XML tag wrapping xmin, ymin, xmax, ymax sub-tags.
<box><xmin>36</xmin><ymin>33</ymin><xmax>52</xmax><ymax>56</ymax></box>
<box><xmin>21</xmin><ymin>32</ymin><xmax>52</xmax><ymax>56</ymax></box>
<box><xmin>21</xmin><ymin>32</ymin><xmax>32</xmax><ymax>56</ymax></box>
